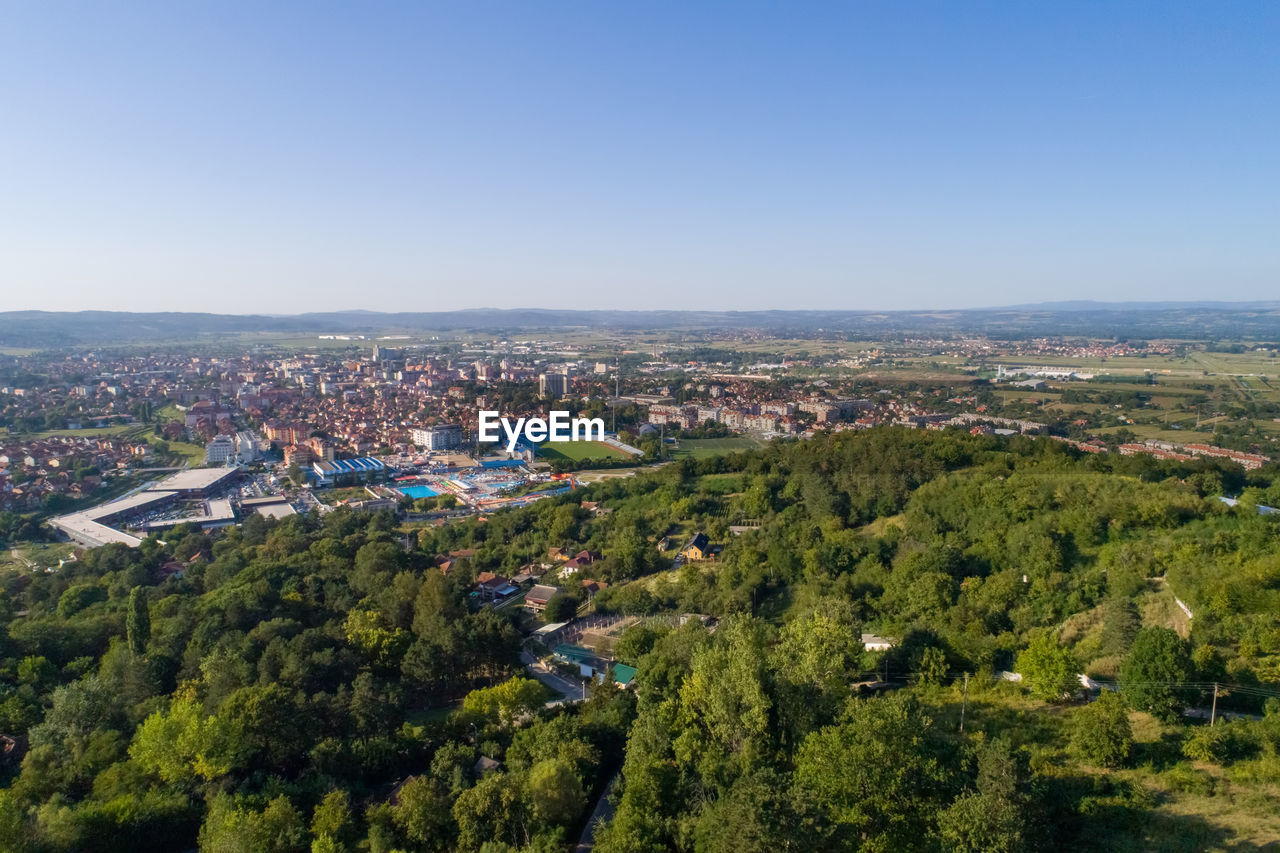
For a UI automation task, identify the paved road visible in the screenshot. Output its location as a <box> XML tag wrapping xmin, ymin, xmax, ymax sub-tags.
<box><xmin>520</xmin><ymin>648</ymin><xmax>586</xmax><ymax>704</ymax></box>
<box><xmin>575</xmin><ymin>772</ymin><xmax>619</xmax><ymax>852</ymax></box>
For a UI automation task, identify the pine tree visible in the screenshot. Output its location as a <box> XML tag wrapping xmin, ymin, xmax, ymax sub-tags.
<box><xmin>127</xmin><ymin>586</ymin><xmax>150</xmax><ymax>656</ymax></box>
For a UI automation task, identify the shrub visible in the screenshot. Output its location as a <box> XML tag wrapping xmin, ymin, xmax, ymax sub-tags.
<box><xmin>1070</xmin><ymin>691</ymin><xmax>1133</xmax><ymax>768</ymax></box>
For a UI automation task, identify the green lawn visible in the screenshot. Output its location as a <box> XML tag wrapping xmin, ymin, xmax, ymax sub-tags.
<box><xmin>164</xmin><ymin>438</ymin><xmax>208</xmax><ymax>465</ymax></box>
<box><xmin>668</xmin><ymin>436</ymin><xmax>765</xmax><ymax>459</ymax></box>
<box><xmin>536</xmin><ymin>440</ymin><xmax>631</xmax><ymax>462</ymax></box>
<box><xmin>16</xmin><ymin>423</ymin><xmax>140</xmax><ymax>440</ymax></box>
<box><xmin>155</xmin><ymin>403</ymin><xmax>185</xmax><ymax>424</ymax></box>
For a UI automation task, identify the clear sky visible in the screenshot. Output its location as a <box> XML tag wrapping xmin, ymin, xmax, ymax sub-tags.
<box><xmin>1</xmin><ymin>2</ymin><xmax>1277</xmax><ymax>313</ymax></box>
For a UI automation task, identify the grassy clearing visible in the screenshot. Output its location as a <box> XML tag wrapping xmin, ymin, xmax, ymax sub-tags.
<box><xmin>164</xmin><ymin>439</ymin><xmax>208</xmax><ymax>465</ymax></box>
<box><xmin>0</xmin><ymin>542</ymin><xmax>79</xmax><ymax>574</ymax></box>
<box><xmin>1097</xmin><ymin>423</ymin><xmax>1221</xmax><ymax>445</ymax></box>
<box><xmin>697</xmin><ymin>473</ymin><xmax>747</xmax><ymax>494</ymax></box>
<box><xmin>155</xmin><ymin>403</ymin><xmax>185</xmax><ymax>424</ymax></box>
<box><xmin>860</xmin><ymin>513</ymin><xmax>906</xmax><ymax>537</ymax></box>
<box><xmin>1139</xmin><ymin>582</ymin><xmax>1192</xmax><ymax>638</ymax></box>
<box><xmin>317</xmin><ymin>486</ymin><xmax>375</xmax><ymax>505</ymax></box>
<box><xmin>16</xmin><ymin>423</ymin><xmax>140</xmax><ymax>440</ymax></box>
<box><xmin>915</xmin><ymin>688</ymin><xmax>1280</xmax><ymax>851</ymax></box>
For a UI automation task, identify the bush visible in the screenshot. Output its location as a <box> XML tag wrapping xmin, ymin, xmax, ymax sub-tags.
<box><xmin>1181</xmin><ymin>722</ymin><xmax>1253</xmax><ymax>765</ymax></box>
<box><xmin>1162</xmin><ymin>764</ymin><xmax>1217</xmax><ymax>796</ymax></box>
<box><xmin>1070</xmin><ymin>691</ymin><xmax>1133</xmax><ymax>768</ymax></box>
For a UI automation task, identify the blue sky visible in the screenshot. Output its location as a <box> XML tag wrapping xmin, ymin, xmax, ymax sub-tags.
<box><xmin>1</xmin><ymin>2</ymin><xmax>1277</xmax><ymax>313</ymax></box>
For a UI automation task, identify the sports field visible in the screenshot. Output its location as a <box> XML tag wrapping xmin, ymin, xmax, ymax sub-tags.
<box><xmin>668</xmin><ymin>436</ymin><xmax>765</xmax><ymax>459</ymax></box>
<box><xmin>536</xmin><ymin>440</ymin><xmax>631</xmax><ymax>462</ymax></box>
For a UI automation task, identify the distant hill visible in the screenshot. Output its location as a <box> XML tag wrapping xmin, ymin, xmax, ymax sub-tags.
<box><xmin>998</xmin><ymin>299</ymin><xmax>1280</xmax><ymax>312</ymax></box>
<box><xmin>2</xmin><ymin>303</ymin><xmax>1280</xmax><ymax>347</ymax></box>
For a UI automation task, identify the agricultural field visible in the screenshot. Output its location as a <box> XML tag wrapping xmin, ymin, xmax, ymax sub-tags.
<box><xmin>696</xmin><ymin>472</ymin><xmax>748</xmax><ymax>494</ymax></box>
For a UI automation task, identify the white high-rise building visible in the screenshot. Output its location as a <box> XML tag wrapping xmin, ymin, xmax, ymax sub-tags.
<box><xmin>205</xmin><ymin>435</ymin><xmax>236</xmax><ymax>465</ymax></box>
<box><xmin>410</xmin><ymin>424</ymin><xmax>464</xmax><ymax>451</ymax></box>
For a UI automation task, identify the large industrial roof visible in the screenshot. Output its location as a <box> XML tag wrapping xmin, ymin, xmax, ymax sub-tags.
<box><xmin>48</xmin><ymin>513</ymin><xmax>143</xmax><ymax>548</ymax></box>
<box><xmin>253</xmin><ymin>502</ymin><xmax>296</xmax><ymax>519</ymax></box>
<box><xmin>82</xmin><ymin>489</ymin><xmax>176</xmax><ymax>521</ymax></box>
<box><xmin>205</xmin><ymin>498</ymin><xmax>236</xmax><ymax>521</ymax></box>
<box><xmin>146</xmin><ymin>467</ymin><xmax>239</xmax><ymax>493</ymax></box>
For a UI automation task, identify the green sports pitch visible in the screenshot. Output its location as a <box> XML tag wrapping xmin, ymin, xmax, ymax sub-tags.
<box><xmin>536</xmin><ymin>440</ymin><xmax>632</xmax><ymax>462</ymax></box>
<box><xmin>668</xmin><ymin>436</ymin><xmax>765</xmax><ymax>459</ymax></box>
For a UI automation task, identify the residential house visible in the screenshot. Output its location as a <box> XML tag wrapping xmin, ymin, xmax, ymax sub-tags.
<box><xmin>475</xmin><ymin>572</ymin><xmax>518</xmax><ymax>601</ymax></box>
<box><xmin>683</xmin><ymin>532</ymin><xmax>711</xmax><ymax>561</ymax></box>
<box><xmin>861</xmin><ymin>633</ymin><xmax>895</xmax><ymax>652</ymax></box>
<box><xmin>560</xmin><ymin>549</ymin><xmax>602</xmax><ymax>576</ymax></box>
<box><xmin>525</xmin><ymin>584</ymin><xmax>560</xmax><ymax>613</ymax></box>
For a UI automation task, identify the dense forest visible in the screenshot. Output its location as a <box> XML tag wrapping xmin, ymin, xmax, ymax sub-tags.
<box><xmin>2</xmin><ymin>428</ymin><xmax>1280</xmax><ymax>850</ymax></box>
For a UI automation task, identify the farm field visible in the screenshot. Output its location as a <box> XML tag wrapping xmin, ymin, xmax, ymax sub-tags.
<box><xmin>979</xmin><ymin>349</ymin><xmax>1280</xmax><ymax>379</ymax></box>
<box><xmin>1098</xmin><ymin>423</ymin><xmax>1246</xmax><ymax>446</ymax></box>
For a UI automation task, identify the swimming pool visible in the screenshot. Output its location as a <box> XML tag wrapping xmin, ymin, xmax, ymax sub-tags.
<box><xmin>398</xmin><ymin>484</ymin><xmax>441</xmax><ymax>499</ymax></box>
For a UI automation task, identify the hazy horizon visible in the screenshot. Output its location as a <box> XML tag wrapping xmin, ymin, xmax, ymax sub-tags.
<box><xmin>2</xmin><ymin>294</ymin><xmax>1280</xmax><ymax>317</ymax></box>
<box><xmin>3</xmin><ymin>2</ymin><xmax>1278</xmax><ymax>313</ymax></box>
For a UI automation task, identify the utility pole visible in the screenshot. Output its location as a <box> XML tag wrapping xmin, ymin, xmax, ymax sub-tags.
<box><xmin>959</xmin><ymin>672</ymin><xmax>969</xmax><ymax>733</ymax></box>
<box><xmin>1210</xmin><ymin>682</ymin><xmax>1219</xmax><ymax>727</ymax></box>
